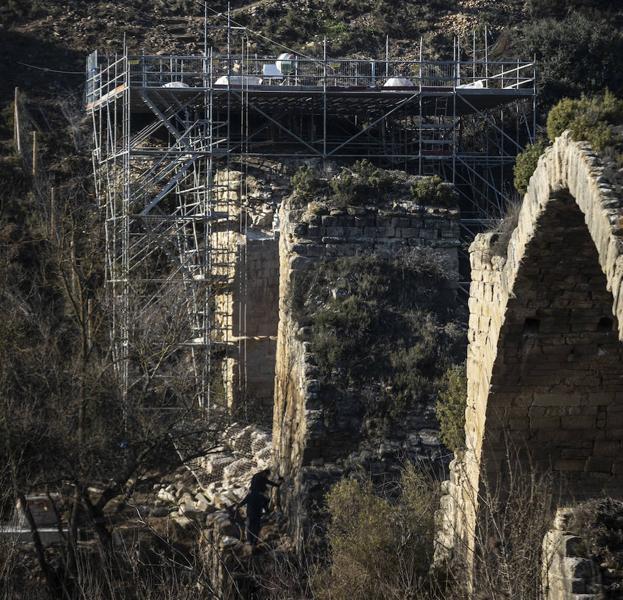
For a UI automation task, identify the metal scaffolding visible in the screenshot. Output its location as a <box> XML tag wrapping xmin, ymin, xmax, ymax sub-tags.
<box><xmin>86</xmin><ymin>24</ymin><xmax>535</xmax><ymax>416</ymax></box>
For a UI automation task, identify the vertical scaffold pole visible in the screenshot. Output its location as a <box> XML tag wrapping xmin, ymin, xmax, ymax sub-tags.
<box><xmin>323</xmin><ymin>36</ymin><xmax>327</xmax><ymax>162</ymax></box>
<box><xmin>472</xmin><ymin>30</ymin><xmax>476</xmax><ymax>83</ymax></box>
<box><xmin>418</xmin><ymin>37</ymin><xmax>423</xmax><ymax>176</ymax></box>
<box><xmin>202</xmin><ymin>0</ymin><xmax>209</xmax><ymax>415</ymax></box>
<box><xmin>121</xmin><ymin>40</ymin><xmax>130</xmax><ymax>433</ymax></box>
<box><xmin>204</xmin><ymin>1</ymin><xmax>207</xmax><ymax>61</ymax></box>
<box><xmin>484</xmin><ymin>25</ymin><xmax>489</xmax><ymax>88</ymax></box>
<box><xmin>452</xmin><ymin>38</ymin><xmax>457</xmax><ymax>185</ymax></box>
<box><xmin>456</xmin><ymin>35</ymin><xmax>461</xmax><ymax>86</ymax></box>
<box><xmin>532</xmin><ymin>55</ymin><xmax>537</xmax><ymax>145</ymax></box>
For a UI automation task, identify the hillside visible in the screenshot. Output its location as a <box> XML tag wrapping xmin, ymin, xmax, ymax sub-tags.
<box><xmin>2</xmin><ymin>2</ymin><xmax>623</xmax><ymax>599</ymax></box>
<box><xmin>2</xmin><ymin>0</ymin><xmax>623</xmax><ymax>109</ymax></box>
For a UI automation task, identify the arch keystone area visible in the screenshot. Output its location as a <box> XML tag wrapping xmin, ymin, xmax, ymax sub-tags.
<box><xmin>435</xmin><ymin>131</ymin><xmax>623</xmax><ymax>566</ymax></box>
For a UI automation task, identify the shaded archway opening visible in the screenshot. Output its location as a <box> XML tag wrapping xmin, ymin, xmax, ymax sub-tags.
<box><xmin>481</xmin><ymin>191</ymin><xmax>623</xmax><ymax>500</ymax></box>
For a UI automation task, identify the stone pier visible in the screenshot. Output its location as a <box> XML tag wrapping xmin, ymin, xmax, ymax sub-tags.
<box><xmin>273</xmin><ymin>178</ymin><xmax>461</xmax><ymax>543</ymax></box>
<box><xmin>435</xmin><ymin>132</ymin><xmax>623</xmax><ymax>579</ymax></box>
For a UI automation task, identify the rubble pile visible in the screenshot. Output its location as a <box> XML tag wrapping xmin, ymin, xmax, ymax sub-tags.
<box><xmin>152</xmin><ymin>423</ymin><xmax>273</xmax><ymax>531</ymax></box>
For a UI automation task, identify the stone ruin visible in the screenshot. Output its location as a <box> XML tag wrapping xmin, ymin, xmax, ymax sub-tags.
<box><xmin>435</xmin><ymin>132</ymin><xmax>623</xmax><ymax>597</ymax></box>
<box><xmin>186</xmin><ymin>164</ymin><xmax>463</xmax><ymax>593</ymax></box>
<box><xmin>172</xmin><ymin>133</ymin><xmax>623</xmax><ymax>598</ymax></box>
<box><xmin>273</xmin><ymin>179</ymin><xmax>461</xmax><ymax>544</ymax></box>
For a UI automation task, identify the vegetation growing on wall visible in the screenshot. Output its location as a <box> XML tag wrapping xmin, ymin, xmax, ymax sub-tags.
<box><xmin>505</xmin><ymin>91</ymin><xmax>623</xmax><ymax>250</ymax></box>
<box><xmin>293</xmin><ymin>250</ymin><xmax>465</xmax><ymax>421</ymax></box>
<box><xmin>435</xmin><ymin>364</ymin><xmax>467</xmax><ymax>454</ymax></box>
<box><xmin>513</xmin><ymin>139</ymin><xmax>548</xmax><ymax>195</ymax></box>
<box><xmin>292</xmin><ymin>162</ymin><xmax>456</xmax><ymax>211</ymax></box>
<box><xmin>547</xmin><ymin>91</ymin><xmax>623</xmax><ymax>161</ymax></box>
<box><xmin>569</xmin><ymin>498</ymin><xmax>623</xmax><ymax>593</ymax></box>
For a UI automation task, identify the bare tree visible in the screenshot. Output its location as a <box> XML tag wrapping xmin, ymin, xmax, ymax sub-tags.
<box><xmin>0</xmin><ymin>93</ymin><xmax>226</xmax><ymax>599</ymax></box>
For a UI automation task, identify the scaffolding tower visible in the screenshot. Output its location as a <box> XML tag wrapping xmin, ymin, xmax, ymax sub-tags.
<box><xmin>86</xmin><ymin>28</ymin><xmax>535</xmax><ymax>415</ymax></box>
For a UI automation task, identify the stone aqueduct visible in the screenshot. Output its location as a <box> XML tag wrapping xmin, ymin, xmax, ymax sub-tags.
<box><xmin>436</xmin><ymin>132</ymin><xmax>623</xmax><ymax>563</ymax></box>
<box><xmin>156</xmin><ymin>132</ymin><xmax>623</xmax><ymax>593</ymax></box>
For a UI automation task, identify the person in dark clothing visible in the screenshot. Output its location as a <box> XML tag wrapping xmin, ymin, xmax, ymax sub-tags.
<box><xmin>236</xmin><ymin>490</ymin><xmax>270</xmax><ymax>547</ymax></box>
<box><xmin>249</xmin><ymin>469</ymin><xmax>281</xmax><ymax>494</ymax></box>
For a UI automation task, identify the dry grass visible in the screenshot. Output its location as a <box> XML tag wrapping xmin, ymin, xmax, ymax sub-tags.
<box><xmin>489</xmin><ymin>199</ymin><xmax>523</xmax><ymax>258</ymax></box>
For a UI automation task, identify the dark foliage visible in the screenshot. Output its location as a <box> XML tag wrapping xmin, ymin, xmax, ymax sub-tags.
<box><xmin>570</xmin><ymin>498</ymin><xmax>623</xmax><ymax>596</ymax></box>
<box><xmin>516</xmin><ymin>12</ymin><xmax>623</xmax><ymax>107</ymax></box>
<box><xmin>293</xmin><ymin>251</ymin><xmax>465</xmax><ymax>419</ymax></box>
<box><xmin>513</xmin><ymin>139</ymin><xmax>548</xmax><ymax>194</ymax></box>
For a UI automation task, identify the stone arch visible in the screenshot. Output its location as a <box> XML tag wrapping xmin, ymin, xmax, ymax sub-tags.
<box><xmin>436</xmin><ymin>132</ymin><xmax>623</xmax><ymax>565</ymax></box>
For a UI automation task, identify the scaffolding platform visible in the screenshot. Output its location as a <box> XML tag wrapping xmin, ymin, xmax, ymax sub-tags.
<box><xmin>89</xmin><ymin>83</ymin><xmax>533</xmax><ymax>116</ymax></box>
<box><xmin>87</xmin><ymin>54</ymin><xmax>534</xmax><ymax>114</ymax></box>
<box><xmin>87</xmin><ymin>44</ymin><xmax>535</xmax><ymax>415</ymax></box>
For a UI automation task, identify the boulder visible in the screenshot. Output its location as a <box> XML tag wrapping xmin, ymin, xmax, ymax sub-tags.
<box><xmin>157</xmin><ymin>488</ymin><xmax>176</xmax><ymax>504</ymax></box>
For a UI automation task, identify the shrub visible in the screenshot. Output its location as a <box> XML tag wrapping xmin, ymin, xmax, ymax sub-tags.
<box><xmin>291</xmin><ymin>165</ymin><xmax>324</xmax><ymax>204</ymax></box>
<box><xmin>546</xmin><ymin>97</ymin><xmax>580</xmax><ymax>141</ymax></box>
<box><xmin>435</xmin><ymin>364</ymin><xmax>467</xmax><ymax>454</ymax></box>
<box><xmin>513</xmin><ymin>139</ymin><xmax>548</xmax><ymax>194</ymax></box>
<box><xmin>410</xmin><ymin>175</ymin><xmax>456</xmax><ymax>207</ymax></box>
<box><xmin>293</xmin><ymin>164</ymin><xmax>454</xmax><ymax>211</ymax></box>
<box><xmin>316</xmin><ymin>465</ymin><xmax>440</xmax><ymax>600</ymax></box>
<box><xmin>547</xmin><ymin>92</ymin><xmax>623</xmax><ymax>141</ymax></box>
<box><xmin>546</xmin><ymin>92</ymin><xmax>623</xmax><ymax>162</ymax></box>
<box><xmin>329</xmin><ymin>160</ymin><xmax>393</xmax><ymax>208</ymax></box>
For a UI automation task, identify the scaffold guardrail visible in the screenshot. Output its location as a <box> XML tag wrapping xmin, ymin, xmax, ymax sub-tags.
<box><xmin>86</xmin><ymin>53</ymin><xmax>535</xmax><ymax>108</ymax></box>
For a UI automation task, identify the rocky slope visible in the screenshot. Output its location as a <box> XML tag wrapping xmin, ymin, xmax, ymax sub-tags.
<box><xmin>3</xmin><ymin>0</ymin><xmax>623</xmax><ymax>112</ymax></box>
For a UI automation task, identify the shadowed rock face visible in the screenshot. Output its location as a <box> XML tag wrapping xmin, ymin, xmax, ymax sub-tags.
<box><xmin>436</xmin><ymin>131</ymin><xmax>623</xmax><ymax>570</ymax></box>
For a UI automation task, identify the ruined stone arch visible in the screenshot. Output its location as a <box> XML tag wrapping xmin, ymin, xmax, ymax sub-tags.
<box><xmin>436</xmin><ymin>131</ymin><xmax>623</xmax><ymax>565</ymax></box>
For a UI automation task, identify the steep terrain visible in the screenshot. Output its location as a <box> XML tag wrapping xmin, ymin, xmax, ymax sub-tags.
<box><xmin>2</xmin><ymin>0</ymin><xmax>623</xmax><ymax>109</ymax></box>
<box><xmin>2</xmin><ymin>2</ymin><xmax>623</xmax><ymax>598</ymax></box>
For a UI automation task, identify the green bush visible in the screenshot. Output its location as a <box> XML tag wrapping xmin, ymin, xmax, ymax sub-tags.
<box><xmin>516</xmin><ymin>13</ymin><xmax>623</xmax><ymax>107</ymax></box>
<box><xmin>513</xmin><ymin>139</ymin><xmax>548</xmax><ymax>194</ymax></box>
<box><xmin>410</xmin><ymin>175</ymin><xmax>456</xmax><ymax>207</ymax></box>
<box><xmin>545</xmin><ymin>92</ymin><xmax>623</xmax><ymax>160</ymax></box>
<box><xmin>329</xmin><ymin>160</ymin><xmax>393</xmax><ymax>208</ymax></box>
<box><xmin>316</xmin><ymin>465</ymin><xmax>440</xmax><ymax>600</ymax></box>
<box><xmin>291</xmin><ymin>165</ymin><xmax>323</xmax><ymax>203</ymax></box>
<box><xmin>293</xmin><ymin>164</ymin><xmax>454</xmax><ymax>211</ymax></box>
<box><xmin>547</xmin><ymin>91</ymin><xmax>623</xmax><ymax>140</ymax></box>
<box><xmin>435</xmin><ymin>364</ymin><xmax>467</xmax><ymax>454</ymax></box>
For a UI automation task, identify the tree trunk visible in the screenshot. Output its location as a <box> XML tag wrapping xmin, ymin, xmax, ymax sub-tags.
<box><xmin>82</xmin><ymin>489</ymin><xmax>113</xmax><ymax>552</ymax></box>
<box><xmin>17</xmin><ymin>492</ymin><xmax>69</xmax><ymax>600</ymax></box>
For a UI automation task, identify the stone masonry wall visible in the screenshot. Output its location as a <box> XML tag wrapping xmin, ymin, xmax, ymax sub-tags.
<box><xmin>273</xmin><ymin>194</ymin><xmax>460</xmax><ymax>544</ymax></box>
<box><xmin>542</xmin><ymin>509</ymin><xmax>603</xmax><ymax>600</ymax></box>
<box><xmin>435</xmin><ymin>132</ymin><xmax>623</xmax><ymax>575</ymax></box>
<box><xmin>212</xmin><ymin>170</ymin><xmax>280</xmax><ymax>421</ymax></box>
